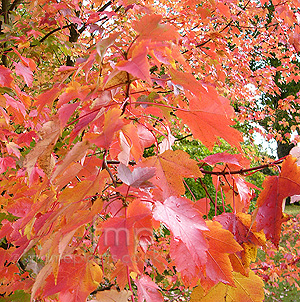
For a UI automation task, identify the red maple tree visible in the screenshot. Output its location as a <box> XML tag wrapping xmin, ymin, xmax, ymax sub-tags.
<box><xmin>0</xmin><ymin>0</ymin><xmax>300</xmax><ymax>301</ymax></box>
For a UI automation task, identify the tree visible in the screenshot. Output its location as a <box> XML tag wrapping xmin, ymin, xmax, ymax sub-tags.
<box><xmin>0</xmin><ymin>0</ymin><xmax>300</xmax><ymax>301</ymax></box>
<box><xmin>235</xmin><ymin>0</ymin><xmax>300</xmax><ymax>159</ymax></box>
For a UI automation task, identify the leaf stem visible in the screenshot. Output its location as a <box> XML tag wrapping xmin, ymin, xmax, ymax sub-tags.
<box><xmin>127</xmin><ymin>266</ymin><xmax>135</xmax><ymax>302</ymax></box>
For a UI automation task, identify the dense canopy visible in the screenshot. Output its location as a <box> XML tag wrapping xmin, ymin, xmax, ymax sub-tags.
<box><xmin>1</xmin><ymin>0</ymin><xmax>300</xmax><ymax>301</ymax></box>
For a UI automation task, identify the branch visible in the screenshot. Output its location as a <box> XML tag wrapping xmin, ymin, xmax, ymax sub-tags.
<box><xmin>102</xmin><ymin>151</ymin><xmax>117</xmax><ymax>187</ymax></box>
<box><xmin>106</xmin><ymin>160</ymin><xmax>136</xmax><ymax>166</ymax></box>
<box><xmin>200</xmin><ymin>158</ymin><xmax>284</xmax><ymax>176</ymax></box>
<box><xmin>199</xmin><ymin>178</ymin><xmax>214</xmax><ymax>204</ymax></box>
<box><xmin>8</xmin><ymin>0</ymin><xmax>22</xmax><ymax>12</ymax></box>
<box><xmin>175</xmin><ymin>134</ymin><xmax>193</xmax><ymax>142</ymax></box>
<box><xmin>98</xmin><ymin>1</ymin><xmax>112</xmax><ymax>12</ymax></box>
<box><xmin>38</xmin><ymin>24</ymin><xmax>72</xmax><ymax>44</ymax></box>
<box><xmin>90</xmin><ymin>284</ymin><xmax>114</xmax><ymax>295</ymax></box>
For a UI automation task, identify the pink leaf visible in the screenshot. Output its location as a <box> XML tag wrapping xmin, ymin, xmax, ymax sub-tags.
<box><xmin>36</xmin><ymin>87</ymin><xmax>61</xmax><ymax>113</ymax></box>
<box><xmin>6</xmin><ymin>142</ymin><xmax>21</xmax><ymax>159</ymax></box>
<box><xmin>85</xmin><ymin>107</ymin><xmax>124</xmax><ymax>149</ymax></box>
<box><xmin>117</xmin><ymin>164</ymin><xmax>156</xmax><ymax>188</ymax></box>
<box><xmin>159</xmin><ymin>126</ymin><xmax>175</xmax><ymax>154</ymax></box>
<box><xmin>51</xmin><ymin>140</ymin><xmax>91</xmax><ymax>181</ymax></box>
<box><xmin>135</xmin><ymin>275</ymin><xmax>163</xmax><ymax>302</ymax></box>
<box><xmin>153</xmin><ymin>196</ymin><xmax>208</xmax><ymax>265</ymax></box>
<box><xmin>0</xmin><ymin>157</ymin><xmax>16</xmax><ymax>173</ymax></box>
<box><xmin>14</xmin><ymin>62</ymin><xmax>33</xmax><ymax>87</ymax></box>
<box><xmin>5</xmin><ymin>94</ymin><xmax>26</xmax><ymax>117</ymax></box>
<box><xmin>170</xmin><ymin>238</ymin><xmax>201</xmax><ymax>287</ymax></box>
<box><xmin>0</xmin><ymin>66</ymin><xmax>13</xmax><ymax>87</ymax></box>
<box><xmin>58</xmin><ymin>102</ymin><xmax>79</xmax><ymax>128</ymax></box>
<box><xmin>203</xmin><ymin>152</ymin><xmax>242</xmax><ymax>167</ymax></box>
<box><xmin>118</xmin><ymin>131</ymin><xmax>131</xmax><ymax>165</ymax></box>
<box><xmin>116</xmin><ymin>50</ymin><xmax>152</xmax><ymax>84</ymax></box>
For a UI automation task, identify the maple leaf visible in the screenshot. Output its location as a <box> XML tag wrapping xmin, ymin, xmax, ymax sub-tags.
<box><xmin>98</xmin><ymin>199</ymin><xmax>152</xmax><ymax>270</ymax></box>
<box><xmin>103</xmin><ymin>70</ymin><xmax>132</xmax><ymax>90</ymax></box>
<box><xmin>190</xmin><ymin>271</ymin><xmax>264</xmax><ymax>302</ymax></box>
<box><xmin>96</xmin><ymin>32</ymin><xmax>120</xmax><ymax>61</ymax></box>
<box><xmin>176</xmin><ymin>92</ymin><xmax>242</xmax><ymax>150</ymax></box>
<box><xmin>132</xmin><ymin>14</ymin><xmax>179</xmax><ymax>42</ymax></box>
<box><xmin>169</xmin><ymin>238</ymin><xmax>202</xmax><ymax>287</ymax></box>
<box><xmin>117</xmin><ymin>164</ymin><xmax>156</xmax><ymax>188</ymax></box>
<box><xmin>5</xmin><ymin>94</ymin><xmax>26</xmax><ymax>117</ymax></box>
<box><xmin>58</xmin><ymin>102</ymin><xmax>80</xmax><ymax>128</ymax></box>
<box><xmin>221</xmin><ymin>175</ymin><xmax>253</xmax><ymax>213</ymax></box>
<box><xmin>215</xmin><ymin>213</ymin><xmax>266</xmax><ymax>247</ymax></box>
<box><xmin>254</xmin><ymin>155</ymin><xmax>300</xmax><ymax>246</ymax></box>
<box><xmin>159</xmin><ymin>126</ymin><xmax>176</xmax><ymax>154</ymax></box>
<box><xmin>0</xmin><ymin>157</ymin><xmax>16</xmax><ymax>173</ymax></box>
<box><xmin>202</xmin><ymin>153</ymin><xmax>253</xmax><ymax>212</ymax></box>
<box><xmin>135</xmin><ymin>275</ymin><xmax>163</xmax><ymax>302</ymax></box>
<box><xmin>6</xmin><ymin>142</ymin><xmax>21</xmax><ymax>159</ymax></box>
<box><xmin>203</xmin><ymin>152</ymin><xmax>243</xmax><ymax>167</ymax></box>
<box><xmin>116</xmin><ymin>43</ymin><xmax>152</xmax><ymax>84</ymax></box>
<box><xmin>14</xmin><ymin>62</ymin><xmax>33</xmax><ymax>87</ymax></box>
<box><xmin>42</xmin><ymin>255</ymin><xmax>103</xmax><ymax>302</ymax></box>
<box><xmin>0</xmin><ymin>66</ymin><xmax>13</xmax><ymax>87</ymax></box>
<box><xmin>117</xmin><ymin>123</ymin><xmax>149</xmax><ymax>165</ymax></box>
<box><xmin>24</xmin><ymin>119</ymin><xmax>60</xmax><ymax>178</ymax></box>
<box><xmin>51</xmin><ymin>139</ymin><xmax>91</xmax><ymax>182</ymax></box>
<box><xmin>194</xmin><ymin>198</ymin><xmax>211</xmax><ymax>216</ymax></box>
<box><xmin>153</xmin><ymin>196</ymin><xmax>208</xmax><ymax>268</ymax></box>
<box><xmin>35</xmin><ymin>87</ymin><xmax>61</xmax><ymax>113</ymax></box>
<box><xmin>200</xmin><ymin>221</ymin><xmax>243</xmax><ymax>290</ymax></box>
<box><xmin>141</xmin><ymin>150</ymin><xmax>202</xmax><ymax>199</ymax></box>
<box><xmin>85</xmin><ymin>107</ymin><xmax>124</xmax><ymax>149</ymax></box>
<box><xmin>12</xmin><ymin>47</ymin><xmax>36</xmax><ymax>72</ymax></box>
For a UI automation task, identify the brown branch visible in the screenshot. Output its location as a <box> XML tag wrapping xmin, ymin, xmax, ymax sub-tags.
<box><xmin>1</xmin><ymin>0</ymin><xmax>10</xmax><ymax>66</ymax></box>
<box><xmin>102</xmin><ymin>151</ymin><xmax>117</xmax><ymax>187</ymax></box>
<box><xmin>90</xmin><ymin>284</ymin><xmax>114</xmax><ymax>295</ymax></box>
<box><xmin>200</xmin><ymin>159</ymin><xmax>284</xmax><ymax>176</ymax></box>
<box><xmin>38</xmin><ymin>24</ymin><xmax>72</xmax><ymax>44</ymax></box>
<box><xmin>8</xmin><ymin>0</ymin><xmax>22</xmax><ymax>12</ymax></box>
<box><xmin>175</xmin><ymin>134</ymin><xmax>193</xmax><ymax>142</ymax></box>
<box><xmin>199</xmin><ymin>178</ymin><xmax>214</xmax><ymax>204</ymax></box>
<box><xmin>106</xmin><ymin>160</ymin><xmax>136</xmax><ymax>166</ymax></box>
<box><xmin>98</xmin><ymin>1</ymin><xmax>112</xmax><ymax>12</ymax></box>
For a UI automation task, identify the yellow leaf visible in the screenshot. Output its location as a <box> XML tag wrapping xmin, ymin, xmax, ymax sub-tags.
<box><xmin>241</xmin><ymin>242</ymin><xmax>257</xmax><ymax>268</ymax></box>
<box><xmin>191</xmin><ymin>271</ymin><xmax>264</xmax><ymax>302</ymax></box>
<box><xmin>85</xmin><ymin>261</ymin><xmax>103</xmax><ymax>288</ymax></box>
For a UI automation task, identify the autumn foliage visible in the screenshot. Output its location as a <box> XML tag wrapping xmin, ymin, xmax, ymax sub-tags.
<box><xmin>1</xmin><ymin>0</ymin><xmax>300</xmax><ymax>301</ymax></box>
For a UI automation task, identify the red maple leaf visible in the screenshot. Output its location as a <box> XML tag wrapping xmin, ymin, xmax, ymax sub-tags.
<box><xmin>153</xmin><ymin>196</ymin><xmax>208</xmax><ymax>275</ymax></box>
<box><xmin>255</xmin><ymin>155</ymin><xmax>300</xmax><ymax>246</ymax></box>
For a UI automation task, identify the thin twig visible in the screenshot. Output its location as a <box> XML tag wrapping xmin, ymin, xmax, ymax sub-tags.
<box><xmin>8</xmin><ymin>0</ymin><xmax>22</xmax><ymax>12</ymax></box>
<box><xmin>199</xmin><ymin>178</ymin><xmax>214</xmax><ymax>205</ymax></box>
<box><xmin>200</xmin><ymin>159</ymin><xmax>284</xmax><ymax>176</ymax></box>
